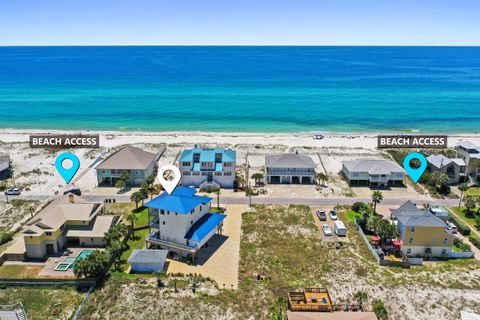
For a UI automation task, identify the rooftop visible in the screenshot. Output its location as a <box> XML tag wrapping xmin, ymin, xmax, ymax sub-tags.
<box><xmin>96</xmin><ymin>145</ymin><xmax>161</xmax><ymax>170</ymax></box>
<box><xmin>22</xmin><ymin>195</ymin><xmax>103</xmax><ymax>235</ymax></box>
<box><xmin>185</xmin><ymin>212</ymin><xmax>226</xmax><ymax>243</ymax></box>
<box><xmin>342</xmin><ymin>159</ymin><xmax>404</xmax><ymax>174</ymax></box>
<box><xmin>266</xmin><ymin>153</ymin><xmax>315</xmax><ymax>169</ymax></box>
<box><xmin>180</xmin><ymin>148</ymin><xmax>236</xmax><ymax>163</ymax></box>
<box><xmin>66</xmin><ymin>215</ymin><xmax>117</xmax><ymax>238</ymax></box>
<box><xmin>427</xmin><ymin>154</ymin><xmax>465</xmax><ymax>169</ymax></box>
<box><xmin>145</xmin><ymin>186</ymin><xmax>212</xmax><ymax>214</ymax></box>
<box><xmin>456</xmin><ymin>141</ymin><xmax>480</xmax><ymax>151</ymax></box>
<box><xmin>392</xmin><ymin>201</ymin><xmax>447</xmax><ymax>228</ymax></box>
<box><xmin>127</xmin><ymin>249</ymin><xmax>168</xmax><ymax>264</ymax></box>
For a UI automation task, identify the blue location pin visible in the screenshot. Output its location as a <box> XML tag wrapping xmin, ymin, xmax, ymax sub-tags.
<box><xmin>403</xmin><ymin>152</ymin><xmax>427</xmax><ymax>184</ymax></box>
<box><xmin>55</xmin><ymin>152</ymin><xmax>80</xmax><ymax>184</ymax></box>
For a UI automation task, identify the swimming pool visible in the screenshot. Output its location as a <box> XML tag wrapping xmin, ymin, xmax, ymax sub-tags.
<box><xmin>54</xmin><ymin>250</ymin><xmax>94</xmax><ymax>271</ymax></box>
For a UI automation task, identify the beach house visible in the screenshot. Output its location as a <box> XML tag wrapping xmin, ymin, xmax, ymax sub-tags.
<box><xmin>96</xmin><ymin>145</ymin><xmax>164</xmax><ymax>186</ymax></box>
<box><xmin>265</xmin><ymin>153</ymin><xmax>316</xmax><ymax>184</ymax></box>
<box><xmin>390</xmin><ymin>201</ymin><xmax>454</xmax><ymax>259</ymax></box>
<box><xmin>22</xmin><ymin>194</ymin><xmax>118</xmax><ymax>259</ymax></box>
<box><xmin>342</xmin><ymin>159</ymin><xmax>404</xmax><ymax>187</ymax></box>
<box><xmin>427</xmin><ymin>154</ymin><xmax>466</xmax><ymax>184</ymax></box>
<box><xmin>179</xmin><ymin>147</ymin><xmax>236</xmax><ymax>189</ymax></box>
<box><xmin>455</xmin><ymin>141</ymin><xmax>480</xmax><ymax>183</ymax></box>
<box><xmin>145</xmin><ymin>186</ymin><xmax>226</xmax><ymax>262</ymax></box>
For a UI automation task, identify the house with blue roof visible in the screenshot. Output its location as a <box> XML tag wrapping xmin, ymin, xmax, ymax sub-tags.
<box><xmin>145</xmin><ymin>186</ymin><xmax>226</xmax><ymax>262</ymax></box>
<box><xmin>179</xmin><ymin>147</ymin><xmax>236</xmax><ymax>189</ymax></box>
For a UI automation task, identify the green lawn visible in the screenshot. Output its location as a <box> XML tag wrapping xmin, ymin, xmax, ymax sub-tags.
<box><xmin>117</xmin><ymin>227</ymin><xmax>149</xmax><ymax>272</ymax></box>
<box><xmin>466</xmin><ymin>187</ymin><xmax>480</xmax><ymax>197</ymax></box>
<box><xmin>342</xmin><ymin>210</ymin><xmax>362</xmax><ymax>223</ymax></box>
<box><xmin>450</xmin><ymin>206</ymin><xmax>479</xmax><ymax>229</ymax></box>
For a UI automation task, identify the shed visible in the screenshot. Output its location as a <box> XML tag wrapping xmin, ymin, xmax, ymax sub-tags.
<box><xmin>128</xmin><ymin>249</ymin><xmax>168</xmax><ymax>273</ymax></box>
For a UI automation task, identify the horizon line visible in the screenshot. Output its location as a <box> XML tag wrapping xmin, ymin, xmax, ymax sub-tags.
<box><xmin>1</xmin><ymin>44</ymin><xmax>480</xmax><ymax>48</ymax></box>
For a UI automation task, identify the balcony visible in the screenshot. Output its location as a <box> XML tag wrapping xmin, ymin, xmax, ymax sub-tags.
<box><xmin>146</xmin><ymin>233</ymin><xmax>198</xmax><ymax>253</ymax></box>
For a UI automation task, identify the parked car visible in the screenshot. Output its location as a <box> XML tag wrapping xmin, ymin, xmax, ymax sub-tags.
<box><xmin>322</xmin><ymin>224</ymin><xmax>332</xmax><ymax>236</ymax></box>
<box><xmin>334</xmin><ymin>220</ymin><xmax>347</xmax><ymax>236</ymax></box>
<box><xmin>316</xmin><ymin>209</ymin><xmax>327</xmax><ymax>221</ymax></box>
<box><xmin>4</xmin><ymin>187</ymin><xmax>21</xmax><ymax>196</ymax></box>
<box><xmin>63</xmin><ymin>188</ymin><xmax>81</xmax><ymax>196</ymax></box>
<box><xmin>329</xmin><ymin>210</ymin><xmax>337</xmax><ymax>220</ymax></box>
<box><xmin>446</xmin><ymin>221</ymin><xmax>458</xmax><ymax>234</ymax></box>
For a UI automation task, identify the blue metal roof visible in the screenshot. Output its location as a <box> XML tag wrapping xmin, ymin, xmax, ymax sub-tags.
<box><xmin>179</xmin><ymin>148</ymin><xmax>236</xmax><ymax>163</ymax></box>
<box><xmin>145</xmin><ymin>186</ymin><xmax>212</xmax><ymax>214</ymax></box>
<box><xmin>185</xmin><ymin>213</ymin><xmax>226</xmax><ymax>243</ymax></box>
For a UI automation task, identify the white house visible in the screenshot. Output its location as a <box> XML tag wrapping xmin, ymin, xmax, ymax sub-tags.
<box><xmin>179</xmin><ymin>148</ymin><xmax>236</xmax><ymax>189</ymax></box>
<box><xmin>145</xmin><ymin>187</ymin><xmax>226</xmax><ymax>262</ymax></box>
<box><xmin>265</xmin><ymin>153</ymin><xmax>316</xmax><ymax>184</ymax></box>
<box><xmin>342</xmin><ymin>159</ymin><xmax>404</xmax><ymax>187</ymax></box>
<box><xmin>455</xmin><ymin>141</ymin><xmax>480</xmax><ymax>183</ymax></box>
<box><xmin>426</xmin><ymin>154</ymin><xmax>466</xmax><ymax>184</ymax></box>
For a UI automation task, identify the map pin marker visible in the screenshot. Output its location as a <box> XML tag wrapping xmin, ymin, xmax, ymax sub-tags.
<box><xmin>403</xmin><ymin>152</ymin><xmax>427</xmax><ymax>184</ymax></box>
<box><xmin>158</xmin><ymin>165</ymin><xmax>182</xmax><ymax>194</ymax></box>
<box><xmin>55</xmin><ymin>152</ymin><xmax>80</xmax><ymax>184</ymax></box>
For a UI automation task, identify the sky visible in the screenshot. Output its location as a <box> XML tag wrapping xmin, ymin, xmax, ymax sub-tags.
<box><xmin>1</xmin><ymin>0</ymin><xmax>480</xmax><ymax>46</ymax></box>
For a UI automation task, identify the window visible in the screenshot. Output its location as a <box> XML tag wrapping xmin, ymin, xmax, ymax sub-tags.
<box><xmin>183</xmin><ymin>171</ymin><xmax>191</xmax><ymax>176</ymax></box>
<box><xmin>215</xmin><ymin>172</ymin><xmax>222</xmax><ymax>176</ymax></box>
<box><xmin>410</xmin><ymin>226</ymin><xmax>415</xmax><ymax>232</ymax></box>
<box><xmin>46</xmin><ymin>232</ymin><xmax>52</xmax><ymax>236</ymax></box>
<box><xmin>441</xmin><ymin>249</ymin><xmax>447</xmax><ymax>254</ymax></box>
<box><xmin>224</xmin><ymin>162</ymin><xmax>232</xmax><ymax>167</ymax></box>
<box><xmin>443</xmin><ymin>238</ymin><xmax>448</xmax><ymax>244</ymax></box>
<box><xmin>407</xmin><ymin>249</ymin><xmax>412</xmax><ymax>254</ymax></box>
<box><xmin>193</xmin><ymin>172</ymin><xmax>200</xmax><ymax>176</ymax></box>
<box><xmin>191</xmin><ymin>221</ymin><xmax>193</xmax><ymax>225</ymax></box>
<box><xmin>90</xmin><ymin>238</ymin><xmax>94</xmax><ymax>241</ymax></box>
<box><xmin>182</xmin><ymin>162</ymin><xmax>191</xmax><ymax>167</ymax></box>
<box><xmin>408</xmin><ymin>237</ymin><xmax>413</xmax><ymax>244</ymax></box>
<box><xmin>175</xmin><ymin>213</ymin><xmax>178</xmax><ymax>215</ymax></box>
<box><xmin>101</xmin><ymin>170</ymin><xmax>106</xmax><ymax>174</ymax></box>
<box><xmin>224</xmin><ymin>172</ymin><xmax>232</xmax><ymax>176</ymax></box>
<box><xmin>163</xmin><ymin>221</ymin><xmax>165</xmax><ymax>225</ymax></box>
<box><xmin>432</xmin><ymin>237</ymin><xmax>436</xmax><ymax>243</ymax></box>
<box><xmin>160</xmin><ymin>210</ymin><xmax>165</xmax><ymax>215</ymax></box>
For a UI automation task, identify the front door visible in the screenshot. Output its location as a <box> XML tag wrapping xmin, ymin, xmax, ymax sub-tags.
<box><xmin>46</xmin><ymin>244</ymin><xmax>55</xmax><ymax>254</ymax></box>
<box><xmin>207</xmin><ymin>172</ymin><xmax>213</xmax><ymax>182</ymax></box>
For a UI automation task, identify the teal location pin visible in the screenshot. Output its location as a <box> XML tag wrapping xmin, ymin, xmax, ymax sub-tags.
<box><xmin>55</xmin><ymin>152</ymin><xmax>80</xmax><ymax>184</ymax></box>
<box><xmin>403</xmin><ymin>152</ymin><xmax>427</xmax><ymax>184</ymax></box>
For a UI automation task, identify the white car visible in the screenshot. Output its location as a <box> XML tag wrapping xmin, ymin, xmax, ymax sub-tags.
<box><xmin>329</xmin><ymin>210</ymin><xmax>337</xmax><ymax>220</ymax></box>
<box><xmin>322</xmin><ymin>224</ymin><xmax>332</xmax><ymax>236</ymax></box>
<box><xmin>4</xmin><ymin>188</ymin><xmax>21</xmax><ymax>196</ymax></box>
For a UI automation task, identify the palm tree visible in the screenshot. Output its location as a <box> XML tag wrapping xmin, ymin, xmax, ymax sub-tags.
<box><xmin>236</xmin><ymin>172</ymin><xmax>246</xmax><ymax>189</ymax></box>
<box><xmin>115</xmin><ymin>179</ymin><xmax>126</xmax><ymax>193</ymax></box>
<box><xmin>465</xmin><ymin>195</ymin><xmax>476</xmax><ymax>215</ymax></box>
<box><xmin>216</xmin><ymin>189</ymin><xmax>221</xmax><ymax>209</ymax></box>
<box><xmin>315</xmin><ymin>172</ymin><xmax>328</xmax><ymax>186</ymax></box>
<box><xmin>154</xmin><ymin>271</ymin><xmax>167</xmax><ymax>288</ymax></box>
<box><xmin>371</xmin><ymin>190</ymin><xmax>383</xmax><ymax>214</ymax></box>
<box><xmin>458</xmin><ymin>182</ymin><xmax>469</xmax><ymax>209</ymax></box>
<box><xmin>127</xmin><ymin>213</ymin><xmax>138</xmax><ymax>237</ymax></box>
<box><xmin>130</xmin><ymin>191</ymin><xmax>143</xmax><ymax>210</ymax></box>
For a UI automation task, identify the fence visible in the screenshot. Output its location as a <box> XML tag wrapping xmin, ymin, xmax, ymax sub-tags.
<box><xmin>354</xmin><ymin>218</ymin><xmax>380</xmax><ymax>264</ymax></box>
<box><xmin>72</xmin><ymin>284</ymin><xmax>95</xmax><ymax>320</ymax></box>
<box><xmin>450</xmin><ymin>251</ymin><xmax>475</xmax><ymax>259</ymax></box>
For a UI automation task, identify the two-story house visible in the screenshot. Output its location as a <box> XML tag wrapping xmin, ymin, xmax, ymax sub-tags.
<box><xmin>426</xmin><ymin>154</ymin><xmax>466</xmax><ymax>184</ymax></box>
<box><xmin>96</xmin><ymin>145</ymin><xmax>164</xmax><ymax>186</ymax></box>
<box><xmin>265</xmin><ymin>153</ymin><xmax>316</xmax><ymax>184</ymax></box>
<box><xmin>390</xmin><ymin>201</ymin><xmax>454</xmax><ymax>259</ymax></box>
<box><xmin>145</xmin><ymin>186</ymin><xmax>226</xmax><ymax>262</ymax></box>
<box><xmin>455</xmin><ymin>141</ymin><xmax>480</xmax><ymax>182</ymax></box>
<box><xmin>22</xmin><ymin>194</ymin><xmax>118</xmax><ymax>259</ymax></box>
<box><xmin>342</xmin><ymin>159</ymin><xmax>404</xmax><ymax>188</ymax></box>
<box><xmin>179</xmin><ymin>148</ymin><xmax>236</xmax><ymax>189</ymax></box>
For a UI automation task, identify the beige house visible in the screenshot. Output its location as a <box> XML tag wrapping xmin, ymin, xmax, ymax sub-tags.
<box><xmin>22</xmin><ymin>195</ymin><xmax>118</xmax><ymax>259</ymax></box>
<box><xmin>96</xmin><ymin>145</ymin><xmax>164</xmax><ymax>186</ymax></box>
<box><xmin>455</xmin><ymin>141</ymin><xmax>480</xmax><ymax>183</ymax></box>
<box><xmin>391</xmin><ymin>201</ymin><xmax>454</xmax><ymax>259</ymax></box>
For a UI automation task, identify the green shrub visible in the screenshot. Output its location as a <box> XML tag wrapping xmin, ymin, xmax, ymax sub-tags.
<box><xmin>0</xmin><ymin>232</ymin><xmax>13</xmax><ymax>245</ymax></box>
<box><xmin>449</xmin><ymin>216</ymin><xmax>471</xmax><ymax>236</ymax></box>
<box><xmin>453</xmin><ymin>237</ymin><xmax>471</xmax><ymax>252</ymax></box>
<box><xmin>352</xmin><ymin>202</ymin><xmax>369</xmax><ymax>213</ymax></box>
<box><xmin>469</xmin><ymin>235</ymin><xmax>480</xmax><ymax>249</ymax></box>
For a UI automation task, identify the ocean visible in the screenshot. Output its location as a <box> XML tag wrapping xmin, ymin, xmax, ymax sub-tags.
<box><xmin>0</xmin><ymin>46</ymin><xmax>479</xmax><ymax>133</ymax></box>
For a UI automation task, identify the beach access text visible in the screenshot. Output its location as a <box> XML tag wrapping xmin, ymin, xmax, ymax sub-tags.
<box><xmin>29</xmin><ymin>134</ymin><xmax>100</xmax><ymax>148</ymax></box>
<box><xmin>377</xmin><ymin>135</ymin><xmax>447</xmax><ymax>149</ymax></box>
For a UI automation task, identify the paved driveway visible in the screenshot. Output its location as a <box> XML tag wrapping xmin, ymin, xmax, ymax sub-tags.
<box><xmin>165</xmin><ymin>204</ymin><xmax>245</xmax><ymax>289</ymax></box>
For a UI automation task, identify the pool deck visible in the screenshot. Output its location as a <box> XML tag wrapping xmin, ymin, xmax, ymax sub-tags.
<box><xmin>38</xmin><ymin>247</ymin><xmax>98</xmax><ymax>278</ymax></box>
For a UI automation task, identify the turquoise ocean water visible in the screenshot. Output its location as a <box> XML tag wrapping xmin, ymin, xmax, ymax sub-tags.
<box><xmin>0</xmin><ymin>46</ymin><xmax>479</xmax><ymax>133</ymax></box>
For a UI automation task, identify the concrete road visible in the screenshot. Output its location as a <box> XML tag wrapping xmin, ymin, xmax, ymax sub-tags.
<box><xmin>0</xmin><ymin>194</ymin><xmax>458</xmax><ymax>207</ymax></box>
